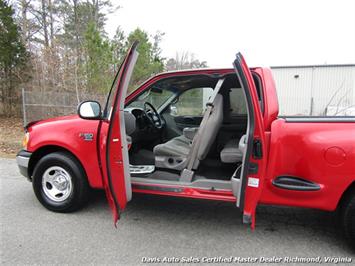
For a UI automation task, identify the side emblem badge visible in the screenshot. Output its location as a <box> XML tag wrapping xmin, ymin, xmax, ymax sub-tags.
<box><xmin>79</xmin><ymin>133</ymin><xmax>94</xmax><ymax>141</ymax></box>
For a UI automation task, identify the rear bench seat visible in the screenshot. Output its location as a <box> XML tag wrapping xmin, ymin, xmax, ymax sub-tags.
<box><xmin>220</xmin><ymin>135</ymin><xmax>247</xmax><ymax>163</ymax></box>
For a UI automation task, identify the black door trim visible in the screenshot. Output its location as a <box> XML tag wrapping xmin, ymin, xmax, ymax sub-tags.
<box><xmin>272</xmin><ymin>176</ymin><xmax>321</xmax><ymax>191</ymax></box>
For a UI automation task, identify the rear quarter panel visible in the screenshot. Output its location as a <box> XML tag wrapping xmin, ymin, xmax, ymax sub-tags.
<box><xmin>261</xmin><ymin>118</ymin><xmax>355</xmax><ymax>211</ymax></box>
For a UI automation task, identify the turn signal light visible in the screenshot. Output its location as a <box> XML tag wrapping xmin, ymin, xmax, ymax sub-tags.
<box><xmin>22</xmin><ymin>132</ymin><xmax>29</xmax><ymax>150</ymax></box>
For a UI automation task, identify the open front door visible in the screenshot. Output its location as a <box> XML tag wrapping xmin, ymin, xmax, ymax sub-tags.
<box><xmin>233</xmin><ymin>53</ymin><xmax>267</xmax><ymax>229</ymax></box>
<box><xmin>101</xmin><ymin>42</ymin><xmax>139</xmax><ymax>225</ymax></box>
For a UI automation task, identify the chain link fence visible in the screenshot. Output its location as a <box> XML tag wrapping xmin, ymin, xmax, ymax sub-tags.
<box><xmin>22</xmin><ymin>89</ymin><xmax>106</xmax><ymax>126</ymax></box>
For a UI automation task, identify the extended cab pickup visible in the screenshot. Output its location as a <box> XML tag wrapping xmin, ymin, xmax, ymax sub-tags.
<box><xmin>16</xmin><ymin>42</ymin><xmax>355</xmax><ymax>247</ymax></box>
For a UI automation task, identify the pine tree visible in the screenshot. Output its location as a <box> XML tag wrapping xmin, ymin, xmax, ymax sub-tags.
<box><xmin>125</xmin><ymin>28</ymin><xmax>164</xmax><ymax>91</ymax></box>
<box><xmin>0</xmin><ymin>0</ymin><xmax>30</xmax><ymax>116</ymax></box>
<box><xmin>84</xmin><ymin>22</ymin><xmax>113</xmax><ymax>92</ymax></box>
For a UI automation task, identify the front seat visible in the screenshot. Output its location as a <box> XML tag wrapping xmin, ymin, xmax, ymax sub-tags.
<box><xmin>154</xmin><ymin>94</ymin><xmax>224</xmax><ymax>170</ymax></box>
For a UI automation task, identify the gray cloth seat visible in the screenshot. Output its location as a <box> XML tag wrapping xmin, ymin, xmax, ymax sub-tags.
<box><xmin>153</xmin><ymin>136</ymin><xmax>191</xmax><ymax>157</ymax></box>
<box><xmin>153</xmin><ymin>94</ymin><xmax>224</xmax><ymax>170</ymax></box>
<box><xmin>220</xmin><ymin>135</ymin><xmax>247</xmax><ymax>163</ymax></box>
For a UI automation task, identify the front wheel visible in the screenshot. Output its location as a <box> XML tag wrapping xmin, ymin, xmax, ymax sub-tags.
<box><xmin>340</xmin><ymin>191</ymin><xmax>355</xmax><ymax>249</ymax></box>
<box><xmin>32</xmin><ymin>152</ymin><xmax>90</xmax><ymax>212</ymax></box>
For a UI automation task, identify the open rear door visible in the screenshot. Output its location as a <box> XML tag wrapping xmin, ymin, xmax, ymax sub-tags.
<box><xmin>101</xmin><ymin>42</ymin><xmax>139</xmax><ymax>225</ymax></box>
<box><xmin>232</xmin><ymin>53</ymin><xmax>267</xmax><ymax>229</ymax></box>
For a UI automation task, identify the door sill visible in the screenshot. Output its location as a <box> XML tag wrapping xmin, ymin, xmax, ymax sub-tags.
<box><xmin>131</xmin><ymin>176</ymin><xmax>232</xmax><ymax>191</ymax></box>
<box><xmin>131</xmin><ymin>177</ymin><xmax>235</xmax><ymax>202</ymax></box>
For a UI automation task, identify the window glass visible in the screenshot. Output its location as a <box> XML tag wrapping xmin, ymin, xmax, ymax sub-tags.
<box><xmin>173</xmin><ymin>87</ymin><xmax>214</xmax><ymax>116</ymax></box>
<box><xmin>103</xmin><ymin>67</ymin><xmax>121</xmax><ymax>119</ymax></box>
<box><xmin>230</xmin><ymin>88</ymin><xmax>247</xmax><ymax>115</ymax></box>
<box><xmin>126</xmin><ymin>88</ymin><xmax>174</xmax><ymax>110</ymax></box>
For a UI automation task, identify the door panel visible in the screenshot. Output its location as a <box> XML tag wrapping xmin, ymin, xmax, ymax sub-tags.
<box><xmin>101</xmin><ymin>42</ymin><xmax>139</xmax><ymax>225</ymax></box>
<box><xmin>232</xmin><ymin>53</ymin><xmax>267</xmax><ymax>229</ymax></box>
<box><xmin>174</xmin><ymin>115</ymin><xmax>202</xmax><ymax>131</ymax></box>
<box><xmin>161</xmin><ymin>110</ymin><xmax>202</xmax><ymax>139</ymax></box>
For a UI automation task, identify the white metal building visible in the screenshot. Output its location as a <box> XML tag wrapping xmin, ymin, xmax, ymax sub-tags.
<box><xmin>271</xmin><ymin>64</ymin><xmax>355</xmax><ymax>116</ymax></box>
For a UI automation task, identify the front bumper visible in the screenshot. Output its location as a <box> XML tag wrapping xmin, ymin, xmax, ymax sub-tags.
<box><xmin>16</xmin><ymin>150</ymin><xmax>32</xmax><ymax>180</ymax></box>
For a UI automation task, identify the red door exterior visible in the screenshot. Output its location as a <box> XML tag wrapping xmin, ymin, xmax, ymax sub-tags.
<box><xmin>100</xmin><ymin>42</ymin><xmax>139</xmax><ymax>225</ymax></box>
<box><xmin>233</xmin><ymin>53</ymin><xmax>267</xmax><ymax>229</ymax></box>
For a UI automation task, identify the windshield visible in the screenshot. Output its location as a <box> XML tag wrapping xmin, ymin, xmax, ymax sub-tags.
<box><xmin>126</xmin><ymin>87</ymin><xmax>175</xmax><ymax>110</ymax></box>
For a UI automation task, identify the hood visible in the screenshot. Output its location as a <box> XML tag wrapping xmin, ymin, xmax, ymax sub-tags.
<box><xmin>25</xmin><ymin>113</ymin><xmax>101</xmax><ymax>154</ymax></box>
<box><xmin>26</xmin><ymin>114</ymin><xmax>82</xmax><ymax>131</ymax></box>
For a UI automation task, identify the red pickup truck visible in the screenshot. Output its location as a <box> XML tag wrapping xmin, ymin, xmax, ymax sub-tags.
<box><xmin>16</xmin><ymin>42</ymin><xmax>355</xmax><ymax>247</ymax></box>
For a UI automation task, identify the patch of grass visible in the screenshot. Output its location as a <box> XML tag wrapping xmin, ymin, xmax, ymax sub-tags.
<box><xmin>0</xmin><ymin>117</ymin><xmax>24</xmax><ymax>157</ymax></box>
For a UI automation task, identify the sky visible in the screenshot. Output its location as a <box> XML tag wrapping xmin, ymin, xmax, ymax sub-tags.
<box><xmin>106</xmin><ymin>0</ymin><xmax>355</xmax><ymax>68</ymax></box>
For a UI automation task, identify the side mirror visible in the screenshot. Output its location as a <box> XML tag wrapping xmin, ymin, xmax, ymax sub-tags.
<box><xmin>78</xmin><ymin>101</ymin><xmax>102</xmax><ymax>120</ymax></box>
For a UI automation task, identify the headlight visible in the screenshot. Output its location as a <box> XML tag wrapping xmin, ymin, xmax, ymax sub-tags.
<box><xmin>22</xmin><ymin>132</ymin><xmax>29</xmax><ymax>150</ymax></box>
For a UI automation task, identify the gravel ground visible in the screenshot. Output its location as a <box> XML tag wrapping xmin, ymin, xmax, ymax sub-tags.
<box><xmin>0</xmin><ymin>158</ymin><xmax>354</xmax><ymax>265</ymax></box>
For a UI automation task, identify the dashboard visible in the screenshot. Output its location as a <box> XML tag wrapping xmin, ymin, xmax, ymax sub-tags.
<box><xmin>124</xmin><ymin>107</ymin><xmax>165</xmax><ymax>143</ymax></box>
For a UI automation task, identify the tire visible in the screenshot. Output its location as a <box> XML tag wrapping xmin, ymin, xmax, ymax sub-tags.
<box><xmin>32</xmin><ymin>151</ymin><xmax>90</xmax><ymax>212</ymax></box>
<box><xmin>340</xmin><ymin>191</ymin><xmax>355</xmax><ymax>249</ymax></box>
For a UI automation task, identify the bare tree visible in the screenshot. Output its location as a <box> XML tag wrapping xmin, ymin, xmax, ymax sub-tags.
<box><xmin>165</xmin><ymin>51</ymin><xmax>207</xmax><ymax>71</ymax></box>
<box><xmin>322</xmin><ymin>80</ymin><xmax>353</xmax><ymax>116</ymax></box>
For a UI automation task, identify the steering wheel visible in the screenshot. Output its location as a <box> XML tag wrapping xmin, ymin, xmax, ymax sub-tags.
<box><xmin>143</xmin><ymin>102</ymin><xmax>163</xmax><ymax>129</ymax></box>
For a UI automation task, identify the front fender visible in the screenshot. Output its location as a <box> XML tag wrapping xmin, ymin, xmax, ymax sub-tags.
<box><xmin>27</xmin><ymin>118</ymin><xmax>103</xmax><ymax>189</ymax></box>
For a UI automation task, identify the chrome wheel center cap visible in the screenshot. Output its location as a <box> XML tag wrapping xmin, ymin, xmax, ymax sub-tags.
<box><xmin>54</xmin><ymin>175</ymin><xmax>68</xmax><ymax>190</ymax></box>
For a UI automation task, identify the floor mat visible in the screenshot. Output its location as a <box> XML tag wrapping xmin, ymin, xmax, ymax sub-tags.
<box><xmin>195</xmin><ymin>163</ymin><xmax>237</xmax><ymax>180</ymax></box>
<box><xmin>129</xmin><ymin>149</ymin><xmax>155</xmax><ymax>165</ymax></box>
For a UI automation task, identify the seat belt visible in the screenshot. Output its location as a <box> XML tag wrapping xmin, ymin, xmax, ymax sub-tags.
<box><xmin>185</xmin><ymin>78</ymin><xmax>225</xmax><ymax>171</ymax></box>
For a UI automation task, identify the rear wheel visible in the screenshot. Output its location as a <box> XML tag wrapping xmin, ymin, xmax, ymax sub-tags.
<box><xmin>340</xmin><ymin>191</ymin><xmax>355</xmax><ymax>249</ymax></box>
<box><xmin>32</xmin><ymin>152</ymin><xmax>90</xmax><ymax>212</ymax></box>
